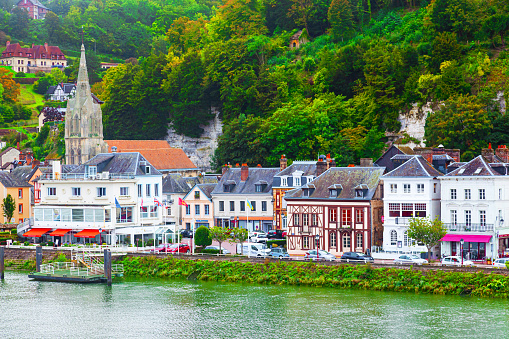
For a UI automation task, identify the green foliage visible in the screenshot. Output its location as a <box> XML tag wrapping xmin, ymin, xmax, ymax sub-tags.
<box><xmin>328</xmin><ymin>0</ymin><xmax>353</xmax><ymax>41</ymax></box>
<box><xmin>2</xmin><ymin>194</ymin><xmax>15</xmax><ymax>222</ymax></box>
<box><xmin>408</xmin><ymin>217</ymin><xmax>447</xmax><ymax>261</ymax></box>
<box><xmin>209</xmin><ymin>226</ymin><xmax>230</xmax><ymax>250</ymax></box>
<box><xmin>195</xmin><ymin>226</ymin><xmax>212</xmax><ymax>247</ymax></box>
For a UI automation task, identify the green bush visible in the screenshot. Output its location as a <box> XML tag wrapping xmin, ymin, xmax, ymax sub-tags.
<box><xmin>136</xmin><ymin>239</ymin><xmax>145</xmax><ymax>247</ymax></box>
<box><xmin>195</xmin><ymin>226</ymin><xmax>212</xmax><ymax>247</ymax></box>
<box><xmin>146</xmin><ymin>239</ymin><xmax>156</xmax><ymax>246</ymax></box>
<box><xmin>10</xmin><ymin>229</ymin><xmax>17</xmax><ymax>234</ymax></box>
<box><xmin>35</xmin><ymin>71</ymin><xmax>45</xmax><ymax>77</ymax></box>
<box><xmin>47</xmin><ymin>241</ymin><xmax>54</xmax><ymax>246</ymax></box>
<box><xmin>12</xmin><ymin>241</ymin><xmax>19</xmax><ymax>245</ymax></box>
<box><xmin>15</xmin><ymin>71</ymin><xmax>26</xmax><ymax>77</ymax></box>
<box><xmin>23</xmin><ymin>241</ymin><xmax>29</xmax><ymax>246</ymax></box>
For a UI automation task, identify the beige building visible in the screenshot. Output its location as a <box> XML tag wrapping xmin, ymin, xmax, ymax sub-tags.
<box><xmin>0</xmin><ymin>147</ymin><xmax>20</xmax><ymax>169</ymax></box>
<box><xmin>182</xmin><ymin>183</ymin><xmax>216</xmax><ymax>230</ymax></box>
<box><xmin>1</xmin><ymin>42</ymin><xmax>67</xmax><ymax>73</ymax></box>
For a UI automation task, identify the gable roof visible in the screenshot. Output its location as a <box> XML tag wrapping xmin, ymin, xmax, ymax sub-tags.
<box><xmin>0</xmin><ymin>147</ymin><xmax>20</xmax><ymax>158</ymax></box>
<box><xmin>212</xmin><ymin>167</ymin><xmax>280</xmax><ymax>195</ymax></box>
<box><xmin>105</xmin><ymin>140</ymin><xmax>197</xmax><ymax>171</ymax></box>
<box><xmin>275</xmin><ymin>161</ymin><xmax>317</xmax><ymax>177</ymax></box>
<box><xmin>285</xmin><ymin>167</ymin><xmax>385</xmax><ymax>200</ymax></box>
<box><xmin>2</xmin><ymin>42</ymin><xmax>64</xmax><ymax>60</ymax></box>
<box><xmin>162</xmin><ymin>174</ymin><xmax>218</xmax><ymax>194</ymax></box>
<box><xmin>0</xmin><ymin>171</ymin><xmax>32</xmax><ymax>188</ymax></box>
<box><xmin>384</xmin><ymin>156</ymin><xmax>443</xmax><ymax>178</ymax></box>
<box><xmin>71</xmin><ymin>152</ymin><xmax>161</xmax><ymax>176</ymax></box>
<box><xmin>184</xmin><ymin>183</ymin><xmax>216</xmax><ymax>201</ymax></box>
<box><xmin>446</xmin><ymin>155</ymin><xmax>498</xmax><ymax>176</ymax></box>
<box><xmin>10</xmin><ymin>165</ymin><xmax>39</xmax><ymax>182</ymax></box>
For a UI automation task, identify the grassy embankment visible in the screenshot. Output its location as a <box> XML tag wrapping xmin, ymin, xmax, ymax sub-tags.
<box><xmin>120</xmin><ymin>256</ymin><xmax>509</xmax><ymax>299</ymax></box>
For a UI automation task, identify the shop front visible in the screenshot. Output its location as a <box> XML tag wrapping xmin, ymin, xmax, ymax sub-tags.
<box><xmin>440</xmin><ymin>234</ymin><xmax>493</xmax><ymax>260</ymax></box>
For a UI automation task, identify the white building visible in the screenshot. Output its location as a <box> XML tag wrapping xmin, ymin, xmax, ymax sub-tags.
<box><xmin>29</xmin><ymin>152</ymin><xmax>164</xmax><ymax>245</ymax></box>
<box><xmin>382</xmin><ymin>155</ymin><xmax>442</xmax><ymax>256</ymax></box>
<box><xmin>440</xmin><ymin>155</ymin><xmax>509</xmax><ymax>260</ymax></box>
<box><xmin>211</xmin><ymin>165</ymin><xmax>279</xmax><ymax>232</ymax></box>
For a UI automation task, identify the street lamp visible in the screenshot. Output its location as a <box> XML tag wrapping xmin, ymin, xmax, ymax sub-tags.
<box><xmin>315</xmin><ymin>234</ymin><xmax>320</xmax><ymax>261</ymax></box>
<box><xmin>460</xmin><ymin>238</ymin><xmax>464</xmax><ymax>266</ymax></box>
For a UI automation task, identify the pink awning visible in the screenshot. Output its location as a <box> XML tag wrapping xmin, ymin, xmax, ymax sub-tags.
<box><xmin>440</xmin><ymin>234</ymin><xmax>492</xmax><ymax>243</ymax></box>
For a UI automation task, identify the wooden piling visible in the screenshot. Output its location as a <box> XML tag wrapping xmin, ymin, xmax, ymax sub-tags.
<box><xmin>0</xmin><ymin>246</ymin><xmax>4</xmax><ymax>280</ymax></box>
<box><xmin>36</xmin><ymin>246</ymin><xmax>42</xmax><ymax>272</ymax></box>
<box><xmin>104</xmin><ymin>249</ymin><xmax>112</xmax><ymax>286</ymax></box>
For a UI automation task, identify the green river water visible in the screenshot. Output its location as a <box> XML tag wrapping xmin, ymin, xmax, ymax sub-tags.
<box><xmin>0</xmin><ymin>271</ymin><xmax>507</xmax><ymax>338</ymax></box>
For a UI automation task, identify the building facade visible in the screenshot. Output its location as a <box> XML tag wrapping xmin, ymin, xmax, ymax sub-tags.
<box><xmin>1</xmin><ymin>42</ymin><xmax>66</xmax><ymax>73</ymax></box>
<box><xmin>46</xmin><ymin>83</ymin><xmax>76</xmax><ymax>101</ymax></box>
<box><xmin>285</xmin><ymin>166</ymin><xmax>384</xmax><ymax>256</ymax></box>
<box><xmin>0</xmin><ymin>171</ymin><xmax>32</xmax><ymax>224</ymax></box>
<box><xmin>182</xmin><ymin>184</ymin><xmax>215</xmax><ymax>230</ymax></box>
<box><xmin>16</xmin><ymin>0</ymin><xmax>48</xmax><ymax>19</ymax></box>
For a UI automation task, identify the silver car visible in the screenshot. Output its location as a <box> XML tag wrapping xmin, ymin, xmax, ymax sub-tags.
<box><xmin>305</xmin><ymin>250</ymin><xmax>336</xmax><ymax>261</ymax></box>
<box><xmin>204</xmin><ymin>245</ymin><xmax>231</xmax><ymax>254</ymax></box>
<box><xmin>394</xmin><ymin>254</ymin><xmax>428</xmax><ymax>265</ymax></box>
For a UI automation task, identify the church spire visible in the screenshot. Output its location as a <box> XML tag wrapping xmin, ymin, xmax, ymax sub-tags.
<box><xmin>76</xmin><ymin>44</ymin><xmax>91</xmax><ymax>98</ymax></box>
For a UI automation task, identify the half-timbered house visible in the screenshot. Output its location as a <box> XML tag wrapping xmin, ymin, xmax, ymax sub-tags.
<box><xmin>284</xmin><ymin>166</ymin><xmax>385</xmax><ymax>256</ymax></box>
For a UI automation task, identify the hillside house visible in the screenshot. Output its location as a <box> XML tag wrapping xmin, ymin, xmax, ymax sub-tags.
<box><xmin>16</xmin><ymin>0</ymin><xmax>48</xmax><ymax>19</ymax></box>
<box><xmin>0</xmin><ymin>42</ymin><xmax>67</xmax><ymax>73</ymax></box>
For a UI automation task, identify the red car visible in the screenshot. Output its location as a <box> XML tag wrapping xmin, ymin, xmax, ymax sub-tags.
<box><xmin>166</xmin><ymin>243</ymin><xmax>191</xmax><ymax>254</ymax></box>
<box><xmin>149</xmin><ymin>244</ymin><xmax>174</xmax><ymax>254</ymax></box>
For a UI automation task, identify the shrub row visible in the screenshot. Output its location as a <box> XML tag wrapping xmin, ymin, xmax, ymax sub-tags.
<box><xmin>119</xmin><ymin>256</ymin><xmax>509</xmax><ymax>299</ymax></box>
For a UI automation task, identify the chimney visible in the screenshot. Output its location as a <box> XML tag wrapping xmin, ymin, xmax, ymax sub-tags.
<box><xmin>316</xmin><ymin>159</ymin><xmax>327</xmax><ymax>176</ymax></box>
<box><xmin>222</xmin><ymin>164</ymin><xmax>229</xmax><ymax>176</ymax></box>
<box><xmin>482</xmin><ymin>145</ymin><xmax>495</xmax><ymax>163</ymax></box>
<box><xmin>329</xmin><ymin>158</ymin><xmax>336</xmax><ymax>168</ymax></box>
<box><xmin>360</xmin><ymin>158</ymin><xmax>373</xmax><ymax>167</ymax></box>
<box><xmin>496</xmin><ymin>145</ymin><xmax>509</xmax><ymax>163</ymax></box>
<box><xmin>44</xmin><ymin>42</ymin><xmax>48</xmax><ymax>51</ymax></box>
<box><xmin>241</xmin><ymin>163</ymin><xmax>249</xmax><ymax>181</ymax></box>
<box><xmin>326</xmin><ymin>154</ymin><xmax>331</xmax><ymax>168</ymax></box>
<box><xmin>6</xmin><ymin>41</ymin><xmax>9</xmax><ymax>47</ymax></box>
<box><xmin>235</xmin><ymin>163</ymin><xmax>240</xmax><ymax>168</ymax></box>
<box><xmin>17</xmin><ymin>142</ymin><xmax>20</xmax><ymax>151</ymax></box>
<box><xmin>257</xmin><ymin>164</ymin><xmax>262</xmax><ymax>168</ymax></box>
<box><xmin>280</xmin><ymin>154</ymin><xmax>287</xmax><ymax>171</ymax></box>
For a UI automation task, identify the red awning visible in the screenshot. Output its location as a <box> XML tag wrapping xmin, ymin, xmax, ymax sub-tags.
<box><xmin>23</xmin><ymin>228</ymin><xmax>51</xmax><ymax>237</ymax></box>
<box><xmin>49</xmin><ymin>229</ymin><xmax>72</xmax><ymax>237</ymax></box>
<box><xmin>440</xmin><ymin>234</ymin><xmax>492</xmax><ymax>243</ymax></box>
<box><xmin>74</xmin><ymin>229</ymin><xmax>100</xmax><ymax>238</ymax></box>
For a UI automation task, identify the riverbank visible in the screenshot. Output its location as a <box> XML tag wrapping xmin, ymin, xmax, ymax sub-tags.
<box><xmin>120</xmin><ymin>256</ymin><xmax>509</xmax><ymax>298</ymax></box>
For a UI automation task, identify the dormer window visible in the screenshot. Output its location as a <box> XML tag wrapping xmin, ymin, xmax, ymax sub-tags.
<box><xmin>255</xmin><ymin>180</ymin><xmax>268</xmax><ymax>193</ymax></box>
<box><xmin>354</xmin><ymin>184</ymin><xmax>368</xmax><ymax>198</ymax></box>
<box><xmin>328</xmin><ymin>184</ymin><xmax>343</xmax><ymax>198</ymax></box>
<box><xmin>145</xmin><ymin>166</ymin><xmax>150</xmax><ymax>174</ymax></box>
<box><xmin>88</xmin><ymin>166</ymin><xmax>97</xmax><ymax>178</ymax></box>
<box><xmin>302</xmin><ymin>184</ymin><xmax>315</xmax><ymax>197</ymax></box>
<box><xmin>224</xmin><ymin>180</ymin><xmax>236</xmax><ymax>192</ymax></box>
<box><xmin>355</xmin><ymin>189</ymin><xmax>364</xmax><ymax>198</ymax></box>
<box><xmin>330</xmin><ymin>190</ymin><xmax>337</xmax><ymax>198</ymax></box>
<box><xmin>281</xmin><ymin>177</ymin><xmax>288</xmax><ymax>187</ymax></box>
<box><xmin>224</xmin><ymin>184</ymin><xmax>231</xmax><ymax>192</ymax></box>
<box><xmin>295</xmin><ymin>177</ymin><xmax>301</xmax><ymax>187</ymax></box>
<box><xmin>255</xmin><ymin>185</ymin><xmax>262</xmax><ymax>192</ymax></box>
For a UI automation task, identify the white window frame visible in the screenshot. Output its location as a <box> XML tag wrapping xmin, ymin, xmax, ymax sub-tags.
<box><xmin>97</xmin><ymin>187</ymin><xmax>106</xmax><ymax>197</ymax></box>
<box><xmin>403</xmin><ymin>184</ymin><xmax>410</xmax><ymax>193</ymax></box>
<box><xmin>72</xmin><ymin>187</ymin><xmax>81</xmax><ymax>196</ymax></box>
<box><xmin>465</xmin><ymin>189</ymin><xmax>471</xmax><ymax>200</ymax></box>
<box><xmin>451</xmin><ymin>189</ymin><xmax>457</xmax><ymax>200</ymax></box>
<box><xmin>479</xmin><ymin>189</ymin><xmax>485</xmax><ymax>200</ymax></box>
<box><xmin>390</xmin><ymin>184</ymin><xmax>397</xmax><ymax>193</ymax></box>
<box><xmin>417</xmin><ymin>184</ymin><xmax>424</xmax><ymax>193</ymax></box>
<box><xmin>120</xmin><ymin>187</ymin><xmax>129</xmax><ymax>196</ymax></box>
<box><xmin>47</xmin><ymin>187</ymin><xmax>56</xmax><ymax>196</ymax></box>
<box><xmin>390</xmin><ymin>230</ymin><xmax>397</xmax><ymax>246</ymax></box>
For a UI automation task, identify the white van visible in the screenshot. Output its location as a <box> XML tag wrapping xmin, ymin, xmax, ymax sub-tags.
<box><xmin>237</xmin><ymin>242</ymin><xmax>270</xmax><ymax>257</ymax></box>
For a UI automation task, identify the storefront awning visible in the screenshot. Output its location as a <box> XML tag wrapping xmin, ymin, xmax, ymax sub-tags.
<box><xmin>441</xmin><ymin>234</ymin><xmax>492</xmax><ymax>243</ymax></box>
<box><xmin>49</xmin><ymin>229</ymin><xmax>72</xmax><ymax>237</ymax></box>
<box><xmin>23</xmin><ymin>228</ymin><xmax>51</xmax><ymax>237</ymax></box>
<box><xmin>74</xmin><ymin>229</ymin><xmax>100</xmax><ymax>238</ymax></box>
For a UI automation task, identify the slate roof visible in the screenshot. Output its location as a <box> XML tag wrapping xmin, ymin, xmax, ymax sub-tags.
<box><xmin>46</xmin><ymin>83</ymin><xmax>76</xmax><ymax>95</ymax></box>
<box><xmin>446</xmin><ymin>155</ymin><xmax>498</xmax><ymax>176</ymax></box>
<box><xmin>162</xmin><ymin>174</ymin><xmax>218</xmax><ymax>194</ymax></box>
<box><xmin>62</xmin><ymin>164</ymin><xmax>78</xmax><ymax>173</ymax></box>
<box><xmin>71</xmin><ymin>152</ymin><xmax>161</xmax><ymax>176</ymax></box>
<box><xmin>285</xmin><ymin>167</ymin><xmax>385</xmax><ymax>200</ymax></box>
<box><xmin>384</xmin><ymin>156</ymin><xmax>443</xmax><ymax>178</ymax></box>
<box><xmin>105</xmin><ymin>140</ymin><xmax>197</xmax><ymax>171</ymax></box>
<box><xmin>275</xmin><ymin>161</ymin><xmax>317</xmax><ymax>177</ymax></box>
<box><xmin>196</xmin><ymin>183</ymin><xmax>216</xmax><ymax>199</ymax></box>
<box><xmin>211</xmin><ymin>167</ymin><xmax>280</xmax><ymax>195</ymax></box>
<box><xmin>0</xmin><ymin>171</ymin><xmax>32</xmax><ymax>188</ymax></box>
<box><xmin>10</xmin><ymin>166</ymin><xmax>38</xmax><ymax>182</ymax></box>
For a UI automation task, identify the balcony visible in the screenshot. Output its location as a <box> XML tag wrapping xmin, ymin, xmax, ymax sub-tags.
<box><xmin>394</xmin><ymin>217</ymin><xmax>426</xmax><ymax>225</ymax></box>
<box><xmin>444</xmin><ymin>223</ymin><xmax>494</xmax><ymax>232</ymax></box>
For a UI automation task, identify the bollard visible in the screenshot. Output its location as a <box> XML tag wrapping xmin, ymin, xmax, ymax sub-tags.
<box><xmin>36</xmin><ymin>246</ymin><xmax>42</xmax><ymax>272</ymax></box>
<box><xmin>103</xmin><ymin>249</ymin><xmax>112</xmax><ymax>286</ymax></box>
<box><xmin>0</xmin><ymin>246</ymin><xmax>4</xmax><ymax>280</ymax></box>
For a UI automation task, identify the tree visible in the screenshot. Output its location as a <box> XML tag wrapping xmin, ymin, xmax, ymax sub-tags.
<box><xmin>407</xmin><ymin>217</ymin><xmax>447</xmax><ymax>262</ymax></box>
<box><xmin>195</xmin><ymin>226</ymin><xmax>212</xmax><ymax>247</ymax></box>
<box><xmin>229</xmin><ymin>228</ymin><xmax>248</xmax><ymax>255</ymax></box>
<box><xmin>209</xmin><ymin>226</ymin><xmax>230</xmax><ymax>254</ymax></box>
<box><xmin>328</xmin><ymin>0</ymin><xmax>353</xmax><ymax>41</ymax></box>
<box><xmin>8</xmin><ymin>7</ymin><xmax>30</xmax><ymax>39</ymax></box>
<box><xmin>2</xmin><ymin>194</ymin><xmax>15</xmax><ymax>223</ymax></box>
<box><xmin>0</xmin><ymin>68</ymin><xmax>20</xmax><ymax>102</ymax></box>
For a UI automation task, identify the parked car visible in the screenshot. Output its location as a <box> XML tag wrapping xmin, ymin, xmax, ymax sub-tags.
<box><xmin>180</xmin><ymin>229</ymin><xmax>193</xmax><ymax>238</ymax></box>
<box><xmin>166</xmin><ymin>243</ymin><xmax>191</xmax><ymax>254</ymax></box>
<box><xmin>305</xmin><ymin>250</ymin><xmax>336</xmax><ymax>261</ymax></box>
<box><xmin>251</xmin><ymin>233</ymin><xmax>268</xmax><ymax>243</ymax></box>
<box><xmin>340</xmin><ymin>252</ymin><xmax>374</xmax><ymax>263</ymax></box>
<box><xmin>149</xmin><ymin>244</ymin><xmax>174</xmax><ymax>254</ymax></box>
<box><xmin>269</xmin><ymin>247</ymin><xmax>290</xmax><ymax>259</ymax></box>
<box><xmin>441</xmin><ymin>256</ymin><xmax>475</xmax><ymax>267</ymax></box>
<box><xmin>493</xmin><ymin>258</ymin><xmax>509</xmax><ymax>269</ymax></box>
<box><xmin>267</xmin><ymin>230</ymin><xmax>284</xmax><ymax>239</ymax></box>
<box><xmin>204</xmin><ymin>245</ymin><xmax>231</xmax><ymax>254</ymax></box>
<box><xmin>237</xmin><ymin>243</ymin><xmax>270</xmax><ymax>257</ymax></box>
<box><xmin>249</xmin><ymin>231</ymin><xmax>266</xmax><ymax>240</ymax></box>
<box><xmin>394</xmin><ymin>254</ymin><xmax>428</xmax><ymax>265</ymax></box>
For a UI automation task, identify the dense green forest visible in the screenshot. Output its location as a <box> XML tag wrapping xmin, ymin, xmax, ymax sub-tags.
<box><xmin>4</xmin><ymin>0</ymin><xmax>509</xmax><ymax>168</ymax></box>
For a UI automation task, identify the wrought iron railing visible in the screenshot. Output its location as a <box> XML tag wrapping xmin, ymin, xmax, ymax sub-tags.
<box><xmin>444</xmin><ymin>223</ymin><xmax>494</xmax><ymax>232</ymax></box>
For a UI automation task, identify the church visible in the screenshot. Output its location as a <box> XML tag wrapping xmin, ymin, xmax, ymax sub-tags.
<box><xmin>64</xmin><ymin>44</ymin><xmax>108</xmax><ymax>165</ymax></box>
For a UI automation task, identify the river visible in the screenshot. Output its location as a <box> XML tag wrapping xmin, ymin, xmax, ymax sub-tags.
<box><xmin>0</xmin><ymin>271</ymin><xmax>506</xmax><ymax>338</ymax></box>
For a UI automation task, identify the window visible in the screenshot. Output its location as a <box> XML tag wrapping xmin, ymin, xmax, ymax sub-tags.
<box><xmin>390</xmin><ymin>184</ymin><xmax>397</xmax><ymax>193</ymax></box>
<box><xmin>18</xmin><ymin>189</ymin><xmax>22</xmax><ymax>199</ymax></box>
<box><xmin>330</xmin><ymin>233</ymin><xmax>337</xmax><ymax>247</ymax></box>
<box><xmin>303</xmin><ymin>236</ymin><xmax>309</xmax><ymax>248</ymax></box>
<box><xmin>262</xmin><ymin>201</ymin><xmax>267</xmax><ymax>211</ymax></box>
<box><xmin>356</xmin><ymin>233</ymin><xmax>363</xmax><ymax>248</ymax></box>
<box><xmin>311</xmin><ymin>214</ymin><xmax>317</xmax><ymax>226</ymax></box>
<box><xmin>415</xmin><ymin>203</ymin><xmax>426</xmax><ymax>217</ymax></box>
<box><xmin>465</xmin><ymin>189</ymin><xmax>471</xmax><ymax>200</ymax></box>
<box><xmin>251</xmin><ymin>201</ymin><xmax>256</xmax><ymax>211</ymax></box>
<box><xmin>167</xmin><ymin>207</ymin><xmax>172</xmax><ymax>216</ymax></box>
<box><xmin>116</xmin><ymin>207</ymin><xmax>133</xmax><ymax>223</ymax></box>
<box><xmin>479</xmin><ymin>189</ymin><xmax>485</xmax><ymax>200</ymax></box>
<box><xmin>294</xmin><ymin>177</ymin><xmax>301</xmax><ymax>187</ymax></box>
<box><xmin>403</xmin><ymin>231</ymin><xmax>409</xmax><ymax>247</ymax></box>
<box><xmin>282</xmin><ymin>177</ymin><xmax>288</xmax><ymax>187</ymax></box>
<box><xmin>205</xmin><ymin>205</ymin><xmax>210</xmax><ymax>215</ymax></box>
<box><xmin>434</xmin><ymin>183</ymin><xmax>437</xmax><ymax>193</ymax></box>
<box><xmin>47</xmin><ymin>187</ymin><xmax>56</xmax><ymax>196</ymax></box>
<box><xmin>230</xmin><ymin>201</ymin><xmax>235</xmax><ymax>211</ymax></box>
<box><xmin>145</xmin><ymin>166</ymin><xmax>151</xmax><ymax>174</ymax></box>
<box><xmin>355</xmin><ymin>189</ymin><xmax>364</xmax><ymax>198</ymax></box>
<box><xmin>294</xmin><ymin>214</ymin><xmax>300</xmax><ymax>226</ymax></box>
<box><xmin>138</xmin><ymin>184</ymin><xmax>142</xmax><ymax>198</ymax></box>
<box><xmin>255</xmin><ymin>185</ymin><xmax>262</xmax><ymax>192</ymax></box>
<box><xmin>329</xmin><ymin>189</ymin><xmax>337</xmax><ymax>198</ymax></box>
<box><xmin>343</xmin><ymin>233</ymin><xmax>351</xmax><ymax>248</ymax></box>
<box><xmin>391</xmin><ymin>230</ymin><xmax>397</xmax><ymax>246</ymax></box>
<box><xmin>219</xmin><ymin>201</ymin><xmax>224</xmax><ymax>211</ymax></box>
<box><xmin>451</xmin><ymin>189</ymin><xmax>457</xmax><ymax>200</ymax></box>
<box><xmin>72</xmin><ymin>187</ymin><xmax>81</xmax><ymax>196</ymax></box>
<box><xmin>451</xmin><ymin>210</ymin><xmax>457</xmax><ymax>225</ymax></box>
<box><xmin>480</xmin><ymin>210</ymin><xmax>486</xmax><ymax>226</ymax></box>
<box><xmin>88</xmin><ymin>166</ymin><xmax>97</xmax><ymax>178</ymax></box>
<box><xmin>140</xmin><ymin>207</ymin><xmax>148</xmax><ymax>219</ymax></box>
<box><xmin>85</xmin><ymin>209</ymin><xmax>94</xmax><ymax>222</ymax></box>
<box><xmin>500</xmin><ymin>188</ymin><xmax>503</xmax><ymax>200</ymax></box>
<box><xmin>465</xmin><ymin>210</ymin><xmax>471</xmax><ymax>226</ymax></box>
<box><xmin>341</xmin><ymin>209</ymin><xmax>351</xmax><ymax>227</ymax></box>
<box><xmin>120</xmin><ymin>187</ymin><xmax>129</xmax><ymax>196</ymax></box>
<box><xmin>303</xmin><ymin>214</ymin><xmax>309</xmax><ymax>226</ymax></box>
<box><xmin>150</xmin><ymin>206</ymin><xmax>158</xmax><ymax>219</ymax></box>
<box><xmin>195</xmin><ymin>205</ymin><xmax>200</xmax><ymax>215</ymax></box>
<box><xmin>330</xmin><ymin>208</ymin><xmax>337</xmax><ymax>222</ymax></box>
<box><xmin>72</xmin><ymin>209</ymin><xmax>84</xmax><ymax>222</ymax></box>
<box><xmin>240</xmin><ymin>201</ymin><xmax>245</xmax><ymax>212</ymax></box>
<box><xmin>404</xmin><ymin>184</ymin><xmax>411</xmax><ymax>193</ymax></box>
<box><xmin>194</xmin><ymin>191</ymin><xmax>200</xmax><ymax>199</ymax></box>
<box><xmin>417</xmin><ymin>184</ymin><xmax>424</xmax><ymax>193</ymax></box>
<box><xmin>186</xmin><ymin>205</ymin><xmax>191</xmax><ymax>215</ymax></box>
<box><xmin>154</xmin><ymin>184</ymin><xmax>159</xmax><ymax>196</ymax></box>
<box><xmin>402</xmin><ymin>203</ymin><xmax>413</xmax><ymax>217</ymax></box>
<box><xmin>355</xmin><ymin>209</ymin><xmax>363</xmax><ymax>223</ymax></box>
<box><xmin>97</xmin><ymin>187</ymin><xmax>106</xmax><ymax>197</ymax></box>
<box><xmin>146</xmin><ymin>184</ymin><xmax>151</xmax><ymax>197</ymax></box>
<box><xmin>18</xmin><ymin>204</ymin><xmax>23</xmax><ymax>214</ymax></box>
<box><xmin>389</xmin><ymin>203</ymin><xmax>400</xmax><ymax>217</ymax></box>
